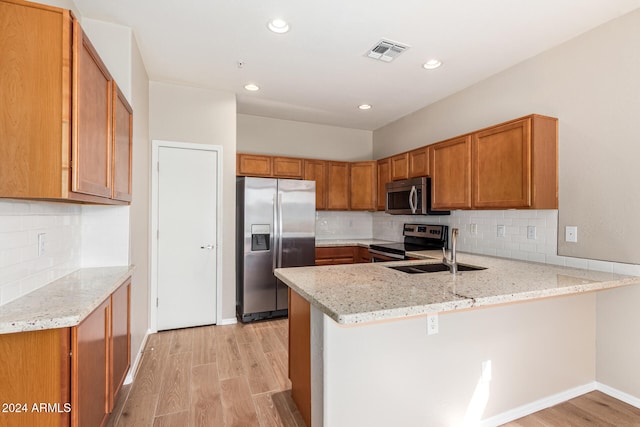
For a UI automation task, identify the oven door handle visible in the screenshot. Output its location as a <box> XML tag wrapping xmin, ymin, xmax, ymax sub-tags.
<box><xmin>409</xmin><ymin>185</ymin><xmax>417</xmax><ymax>214</ymax></box>
<box><xmin>369</xmin><ymin>249</ymin><xmax>406</xmax><ymax>260</ymax></box>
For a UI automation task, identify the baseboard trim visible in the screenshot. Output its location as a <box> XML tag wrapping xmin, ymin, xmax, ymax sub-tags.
<box><xmin>217</xmin><ymin>317</ymin><xmax>238</xmax><ymax>326</ymax></box>
<box><xmin>597</xmin><ymin>382</ymin><xmax>640</xmax><ymax>409</ymax></box>
<box><xmin>124</xmin><ymin>328</ymin><xmax>151</xmax><ymax>385</ymax></box>
<box><xmin>479</xmin><ymin>382</ymin><xmax>597</xmax><ymax>427</ymax></box>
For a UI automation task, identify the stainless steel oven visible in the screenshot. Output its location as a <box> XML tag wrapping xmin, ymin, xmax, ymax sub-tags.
<box><xmin>370</xmin><ymin>224</ymin><xmax>448</xmax><ymax>261</ymax></box>
<box><xmin>385</xmin><ymin>176</ymin><xmax>449</xmax><ymax>216</ymax></box>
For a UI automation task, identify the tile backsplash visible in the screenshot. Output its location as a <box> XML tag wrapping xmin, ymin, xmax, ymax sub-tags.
<box><xmin>316</xmin><ymin>210</ymin><xmax>373</xmax><ymax>240</ymax></box>
<box><xmin>0</xmin><ymin>200</ymin><xmax>131</xmax><ymax>306</ymax></box>
<box><xmin>324</xmin><ymin>209</ymin><xmax>640</xmax><ymax>276</ymax></box>
<box><xmin>0</xmin><ymin>200</ymin><xmax>82</xmax><ymax>305</ymax></box>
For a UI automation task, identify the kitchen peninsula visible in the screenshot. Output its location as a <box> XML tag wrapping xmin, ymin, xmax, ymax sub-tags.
<box><xmin>275</xmin><ymin>253</ymin><xmax>640</xmax><ymax>426</ymax></box>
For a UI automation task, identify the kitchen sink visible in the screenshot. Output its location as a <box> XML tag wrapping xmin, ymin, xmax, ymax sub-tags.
<box><xmin>387</xmin><ymin>263</ymin><xmax>486</xmax><ymax>274</ymax></box>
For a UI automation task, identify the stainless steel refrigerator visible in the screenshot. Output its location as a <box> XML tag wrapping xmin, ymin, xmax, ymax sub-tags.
<box><xmin>236</xmin><ymin>177</ymin><xmax>316</xmax><ymax>322</ymax></box>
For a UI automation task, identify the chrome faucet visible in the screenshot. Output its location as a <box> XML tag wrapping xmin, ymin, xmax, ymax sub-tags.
<box><xmin>442</xmin><ymin>228</ymin><xmax>458</xmax><ymax>274</ymax></box>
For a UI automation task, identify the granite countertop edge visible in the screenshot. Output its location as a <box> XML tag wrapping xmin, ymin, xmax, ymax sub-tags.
<box><xmin>275</xmin><ymin>253</ymin><xmax>640</xmax><ymax>326</ymax></box>
<box><xmin>0</xmin><ymin>266</ymin><xmax>135</xmax><ymax>335</ymax></box>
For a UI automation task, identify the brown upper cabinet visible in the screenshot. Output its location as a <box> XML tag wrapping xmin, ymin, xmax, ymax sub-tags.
<box><xmin>237</xmin><ymin>153</ymin><xmax>273</xmax><ymax>177</ymax></box>
<box><xmin>349</xmin><ymin>161</ymin><xmax>377</xmax><ymax>211</ymax></box>
<box><xmin>0</xmin><ymin>0</ymin><xmax>132</xmax><ymax>205</ymax></box>
<box><xmin>429</xmin><ymin>135</ymin><xmax>473</xmax><ymax>210</ymax></box>
<box><xmin>326</xmin><ymin>161</ymin><xmax>350</xmax><ymax>210</ymax></box>
<box><xmin>303</xmin><ymin>159</ymin><xmax>327</xmax><ymax>210</ymax></box>
<box><xmin>408</xmin><ymin>146</ymin><xmax>429</xmax><ymax>178</ymax></box>
<box><xmin>376</xmin><ymin>157</ymin><xmax>391</xmax><ymax>211</ymax></box>
<box><xmin>390</xmin><ymin>153</ymin><xmax>409</xmax><ymax>181</ymax></box>
<box><xmin>273</xmin><ymin>156</ymin><xmax>304</xmax><ymax>178</ymax></box>
<box><xmin>430</xmin><ymin>114</ymin><xmax>557</xmax><ymax>210</ymax></box>
<box><xmin>236</xmin><ymin>153</ymin><xmax>304</xmax><ymax>179</ymax></box>
<box><xmin>472</xmin><ymin>115</ymin><xmax>557</xmax><ymax>209</ymax></box>
<box><xmin>112</xmin><ymin>85</ymin><xmax>133</xmax><ymax>202</ymax></box>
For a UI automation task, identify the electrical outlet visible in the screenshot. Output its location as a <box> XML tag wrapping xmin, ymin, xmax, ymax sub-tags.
<box><xmin>497</xmin><ymin>225</ymin><xmax>506</xmax><ymax>238</ymax></box>
<box><xmin>565</xmin><ymin>226</ymin><xmax>578</xmax><ymax>243</ymax></box>
<box><xmin>527</xmin><ymin>225</ymin><xmax>536</xmax><ymax>240</ymax></box>
<box><xmin>470</xmin><ymin>223</ymin><xmax>478</xmax><ymax>234</ymax></box>
<box><xmin>427</xmin><ymin>313</ymin><xmax>439</xmax><ymax>335</ymax></box>
<box><xmin>37</xmin><ymin>233</ymin><xmax>46</xmax><ymax>256</ymax></box>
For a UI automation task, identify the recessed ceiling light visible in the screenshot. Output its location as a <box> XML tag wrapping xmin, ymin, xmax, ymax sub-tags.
<box><xmin>244</xmin><ymin>83</ymin><xmax>260</xmax><ymax>91</ymax></box>
<box><xmin>268</xmin><ymin>18</ymin><xmax>290</xmax><ymax>34</ymax></box>
<box><xmin>358</xmin><ymin>104</ymin><xmax>372</xmax><ymax>110</ymax></box>
<box><xmin>423</xmin><ymin>59</ymin><xmax>442</xmax><ymax>70</ymax></box>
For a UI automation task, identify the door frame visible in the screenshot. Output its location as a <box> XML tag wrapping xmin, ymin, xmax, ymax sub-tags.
<box><xmin>150</xmin><ymin>140</ymin><xmax>223</xmax><ymax>332</ymax></box>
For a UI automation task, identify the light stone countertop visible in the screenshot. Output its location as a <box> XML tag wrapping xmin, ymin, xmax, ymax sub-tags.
<box><xmin>315</xmin><ymin>238</ymin><xmax>392</xmax><ymax>248</ymax></box>
<box><xmin>275</xmin><ymin>252</ymin><xmax>640</xmax><ymax>325</ymax></box>
<box><xmin>0</xmin><ymin>266</ymin><xmax>134</xmax><ymax>335</ymax></box>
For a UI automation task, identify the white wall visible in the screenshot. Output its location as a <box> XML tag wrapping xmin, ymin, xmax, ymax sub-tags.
<box><xmin>317</xmin><ymin>294</ymin><xmax>597</xmax><ymax>426</ymax></box>
<box><xmin>237</xmin><ymin>114</ymin><xmax>373</xmax><ymax>161</ymax></box>
<box><xmin>149</xmin><ymin>81</ymin><xmax>237</xmax><ymax>322</ymax></box>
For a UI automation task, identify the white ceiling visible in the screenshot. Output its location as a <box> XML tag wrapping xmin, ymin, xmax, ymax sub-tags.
<box><xmin>73</xmin><ymin>0</ymin><xmax>640</xmax><ymax>131</ymax></box>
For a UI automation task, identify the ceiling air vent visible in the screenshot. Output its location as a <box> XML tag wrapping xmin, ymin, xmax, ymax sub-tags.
<box><xmin>366</xmin><ymin>39</ymin><xmax>409</xmax><ymax>62</ymax></box>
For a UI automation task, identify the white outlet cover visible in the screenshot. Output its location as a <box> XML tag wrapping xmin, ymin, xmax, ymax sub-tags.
<box><xmin>527</xmin><ymin>225</ymin><xmax>536</xmax><ymax>240</ymax></box>
<box><xmin>565</xmin><ymin>226</ymin><xmax>578</xmax><ymax>242</ymax></box>
<box><xmin>497</xmin><ymin>225</ymin><xmax>506</xmax><ymax>237</ymax></box>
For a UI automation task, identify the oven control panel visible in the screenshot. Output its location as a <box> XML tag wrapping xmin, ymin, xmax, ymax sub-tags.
<box><xmin>403</xmin><ymin>223</ymin><xmax>446</xmax><ymax>240</ymax></box>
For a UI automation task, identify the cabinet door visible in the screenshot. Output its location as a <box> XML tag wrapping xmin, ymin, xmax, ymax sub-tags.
<box><xmin>349</xmin><ymin>161</ymin><xmax>376</xmax><ymax>211</ymax></box>
<box><xmin>72</xmin><ymin>298</ymin><xmax>110</xmax><ymax>427</ymax></box>
<box><xmin>112</xmin><ymin>85</ymin><xmax>133</xmax><ymax>202</ymax></box>
<box><xmin>408</xmin><ymin>147</ymin><xmax>429</xmax><ymax>178</ymax></box>
<box><xmin>0</xmin><ymin>1</ymin><xmax>72</xmax><ymax>200</ymax></box>
<box><xmin>303</xmin><ymin>159</ymin><xmax>327</xmax><ymax>210</ymax></box>
<box><xmin>72</xmin><ymin>22</ymin><xmax>113</xmax><ymax>198</ymax></box>
<box><xmin>273</xmin><ymin>156</ymin><xmax>303</xmax><ymax>178</ymax></box>
<box><xmin>390</xmin><ymin>153</ymin><xmax>409</xmax><ymax>181</ymax></box>
<box><xmin>237</xmin><ymin>153</ymin><xmax>272</xmax><ymax>176</ymax></box>
<box><xmin>473</xmin><ymin>118</ymin><xmax>531</xmax><ymax>208</ymax></box>
<box><xmin>288</xmin><ymin>288</ymin><xmax>311</xmax><ymax>427</ymax></box>
<box><xmin>0</xmin><ymin>328</ymin><xmax>71</xmax><ymax>427</ymax></box>
<box><xmin>315</xmin><ymin>246</ymin><xmax>355</xmax><ymax>265</ymax></box>
<box><xmin>430</xmin><ymin>136</ymin><xmax>472</xmax><ymax>209</ymax></box>
<box><xmin>376</xmin><ymin>158</ymin><xmax>391</xmax><ymax>211</ymax></box>
<box><xmin>326</xmin><ymin>161</ymin><xmax>350</xmax><ymax>210</ymax></box>
<box><xmin>110</xmin><ymin>281</ymin><xmax>131</xmax><ymax>410</ymax></box>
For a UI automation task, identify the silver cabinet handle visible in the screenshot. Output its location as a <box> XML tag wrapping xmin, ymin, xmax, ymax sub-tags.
<box><xmin>200</xmin><ymin>245</ymin><xmax>215</xmax><ymax>250</ymax></box>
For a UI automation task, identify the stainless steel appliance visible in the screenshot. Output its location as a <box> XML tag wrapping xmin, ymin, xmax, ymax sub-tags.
<box><xmin>369</xmin><ymin>223</ymin><xmax>448</xmax><ymax>262</ymax></box>
<box><xmin>236</xmin><ymin>177</ymin><xmax>316</xmax><ymax>322</ymax></box>
<box><xmin>385</xmin><ymin>176</ymin><xmax>450</xmax><ymax>215</ymax></box>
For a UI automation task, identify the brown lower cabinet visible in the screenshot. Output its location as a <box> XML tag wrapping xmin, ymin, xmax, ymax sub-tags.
<box><xmin>288</xmin><ymin>288</ymin><xmax>311</xmax><ymax>427</ymax></box>
<box><xmin>315</xmin><ymin>246</ymin><xmax>371</xmax><ymax>265</ymax></box>
<box><xmin>0</xmin><ymin>279</ymin><xmax>131</xmax><ymax>427</ymax></box>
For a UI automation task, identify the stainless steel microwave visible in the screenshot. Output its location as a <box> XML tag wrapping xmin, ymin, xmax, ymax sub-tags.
<box><xmin>385</xmin><ymin>177</ymin><xmax>450</xmax><ymax>215</ymax></box>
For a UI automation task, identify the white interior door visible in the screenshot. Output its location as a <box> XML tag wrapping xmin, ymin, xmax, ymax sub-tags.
<box><xmin>156</xmin><ymin>145</ymin><xmax>218</xmax><ymax>330</ymax></box>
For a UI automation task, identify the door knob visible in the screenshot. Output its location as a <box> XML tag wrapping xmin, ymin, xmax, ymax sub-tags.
<box><xmin>200</xmin><ymin>245</ymin><xmax>215</xmax><ymax>250</ymax></box>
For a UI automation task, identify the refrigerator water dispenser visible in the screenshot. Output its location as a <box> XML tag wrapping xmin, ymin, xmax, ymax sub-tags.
<box><xmin>251</xmin><ymin>224</ymin><xmax>270</xmax><ymax>251</ymax></box>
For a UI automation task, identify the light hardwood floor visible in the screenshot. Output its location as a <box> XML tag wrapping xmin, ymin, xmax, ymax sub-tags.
<box><xmin>106</xmin><ymin>318</ymin><xmax>305</xmax><ymax>427</ymax></box>
<box><xmin>501</xmin><ymin>391</ymin><xmax>640</xmax><ymax>426</ymax></box>
<box><xmin>107</xmin><ymin>318</ymin><xmax>640</xmax><ymax>426</ymax></box>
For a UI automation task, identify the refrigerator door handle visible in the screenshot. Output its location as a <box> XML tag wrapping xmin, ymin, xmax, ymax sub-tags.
<box><xmin>272</xmin><ymin>193</ymin><xmax>278</xmax><ymax>272</ymax></box>
<box><xmin>277</xmin><ymin>192</ymin><xmax>284</xmax><ymax>268</ymax></box>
